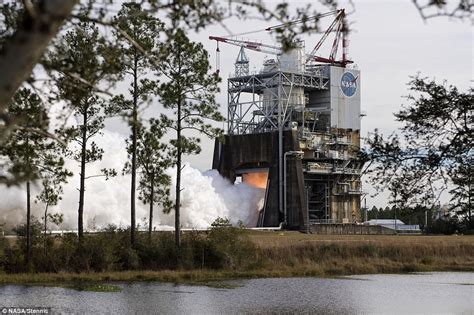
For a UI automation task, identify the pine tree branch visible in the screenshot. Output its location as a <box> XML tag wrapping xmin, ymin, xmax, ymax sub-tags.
<box><xmin>17</xmin><ymin>126</ymin><xmax>67</xmax><ymax>146</ymax></box>
<box><xmin>61</xmin><ymin>71</ymin><xmax>113</xmax><ymax>96</ymax></box>
<box><xmin>181</xmin><ymin>126</ymin><xmax>216</xmax><ymax>138</ymax></box>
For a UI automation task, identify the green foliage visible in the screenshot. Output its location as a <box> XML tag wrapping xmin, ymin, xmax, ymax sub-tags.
<box><xmin>46</xmin><ymin>22</ymin><xmax>120</xmax><ymax>169</ymax></box>
<box><xmin>13</xmin><ymin>217</ymin><xmax>42</xmax><ymax>246</ymax></box>
<box><xmin>364</xmin><ymin>76</ymin><xmax>473</xmax><ymax>227</ymax></box>
<box><xmin>157</xmin><ymin>28</ymin><xmax>224</xmax><ymax>249</ymax></box>
<box><xmin>1</xmin><ymin>218</ymin><xmax>259</xmax><ymax>273</ymax></box>
<box><xmin>47</xmin><ymin>213</ymin><xmax>64</xmax><ymax>227</ymax></box>
<box><xmin>427</xmin><ymin>217</ymin><xmax>459</xmax><ymax>235</ymax></box>
<box><xmin>413</xmin><ymin>0</ymin><xmax>472</xmax><ymax>20</ymax></box>
<box><xmin>135</xmin><ymin>119</ymin><xmax>173</xmax><ymax>212</ymax></box>
<box><xmin>206</xmin><ymin>217</ymin><xmax>258</xmax><ymax>269</ymax></box>
<box><xmin>0</xmin><ymin>235</ymin><xmax>6</xmax><ymax>270</ymax></box>
<box><xmin>362</xmin><ymin>205</ymin><xmax>430</xmax><ymax>228</ymax></box>
<box><xmin>157</xmin><ymin>28</ymin><xmax>224</xmax><ymax>153</ymax></box>
<box><xmin>45</xmin><ymin>22</ymin><xmax>122</xmax><ymax>238</ymax></box>
<box><xmin>37</xmin><ymin>175</ymin><xmax>68</xmax><ymax>235</ymax></box>
<box><xmin>0</xmin><ymin>88</ymin><xmax>69</xmax><ymax>185</ymax></box>
<box><xmin>211</xmin><ymin>217</ymin><xmax>233</xmax><ymax>228</ymax></box>
<box><xmin>0</xmin><ymin>3</ymin><xmax>21</xmax><ymax>48</ymax></box>
<box><xmin>107</xmin><ymin>3</ymin><xmax>167</xmax><ymax>245</ymax></box>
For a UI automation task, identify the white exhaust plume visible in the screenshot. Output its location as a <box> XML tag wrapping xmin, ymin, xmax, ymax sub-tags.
<box><xmin>0</xmin><ymin>130</ymin><xmax>265</xmax><ymax>233</ymax></box>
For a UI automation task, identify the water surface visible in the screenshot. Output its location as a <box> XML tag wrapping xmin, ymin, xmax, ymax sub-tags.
<box><xmin>1</xmin><ymin>272</ymin><xmax>472</xmax><ymax>314</ymax></box>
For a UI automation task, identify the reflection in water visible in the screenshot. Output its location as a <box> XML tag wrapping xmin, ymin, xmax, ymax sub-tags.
<box><xmin>0</xmin><ymin>272</ymin><xmax>473</xmax><ymax>314</ymax></box>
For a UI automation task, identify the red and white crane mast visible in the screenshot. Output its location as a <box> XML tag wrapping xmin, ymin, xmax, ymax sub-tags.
<box><xmin>209</xmin><ymin>9</ymin><xmax>352</xmax><ymax>73</ymax></box>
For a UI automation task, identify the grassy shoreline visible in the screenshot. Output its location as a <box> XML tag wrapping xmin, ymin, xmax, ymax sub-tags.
<box><xmin>1</xmin><ymin>233</ymin><xmax>473</xmax><ymax>288</ymax></box>
<box><xmin>0</xmin><ymin>263</ymin><xmax>472</xmax><ymax>289</ymax></box>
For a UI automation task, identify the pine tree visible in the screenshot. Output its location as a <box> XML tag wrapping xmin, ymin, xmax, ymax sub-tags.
<box><xmin>45</xmin><ymin>23</ymin><xmax>119</xmax><ymax>241</ymax></box>
<box><xmin>37</xmin><ymin>173</ymin><xmax>67</xmax><ymax>237</ymax></box>
<box><xmin>134</xmin><ymin>119</ymin><xmax>173</xmax><ymax>236</ymax></box>
<box><xmin>0</xmin><ymin>88</ymin><xmax>69</xmax><ymax>262</ymax></box>
<box><xmin>364</xmin><ymin>77</ymin><xmax>473</xmax><ymax>230</ymax></box>
<box><xmin>157</xmin><ymin>29</ymin><xmax>224</xmax><ymax>256</ymax></box>
<box><xmin>110</xmin><ymin>3</ymin><xmax>164</xmax><ymax>246</ymax></box>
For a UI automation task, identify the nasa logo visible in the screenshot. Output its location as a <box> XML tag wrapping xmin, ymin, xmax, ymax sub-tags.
<box><xmin>340</xmin><ymin>72</ymin><xmax>357</xmax><ymax>97</ymax></box>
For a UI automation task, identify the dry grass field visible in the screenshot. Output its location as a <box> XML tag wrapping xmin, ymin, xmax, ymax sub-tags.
<box><xmin>247</xmin><ymin>231</ymin><xmax>474</xmax><ymax>276</ymax></box>
<box><xmin>247</xmin><ymin>230</ymin><xmax>474</xmax><ymax>248</ymax></box>
<box><xmin>1</xmin><ymin>231</ymin><xmax>472</xmax><ymax>285</ymax></box>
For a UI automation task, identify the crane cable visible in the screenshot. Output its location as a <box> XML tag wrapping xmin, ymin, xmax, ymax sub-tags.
<box><xmin>215</xmin><ymin>41</ymin><xmax>220</xmax><ymax>74</ymax></box>
<box><xmin>220</xmin><ymin>10</ymin><xmax>340</xmax><ymax>38</ymax></box>
<box><xmin>265</xmin><ymin>10</ymin><xmax>340</xmax><ymax>32</ymax></box>
<box><xmin>211</xmin><ymin>9</ymin><xmax>343</xmax><ymax>72</ymax></box>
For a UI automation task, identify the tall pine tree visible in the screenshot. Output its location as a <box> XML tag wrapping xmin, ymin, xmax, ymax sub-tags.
<box><xmin>133</xmin><ymin>119</ymin><xmax>173</xmax><ymax>236</ymax></box>
<box><xmin>0</xmin><ymin>88</ymin><xmax>69</xmax><ymax>262</ymax></box>
<box><xmin>157</xmin><ymin>29</ymin><xmax>223</xmax><ymax>256</ymax></box>
<box><xmin>46</xmin><ymin>23</ymin><xmax>120</xmax><ymax>241</ymax></box>
<box><xmin>110</xmin><ymin>3</ymin><xmax>164</xmax><ymax>246</ymax></box>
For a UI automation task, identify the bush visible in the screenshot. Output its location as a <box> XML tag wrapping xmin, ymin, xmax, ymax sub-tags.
<box><xmin>1</xmin><ymin>218</ymin><xmax>259</xmax><ymax>273</ymax></box>
<box><xmin>0</xmin><ymin>236</ymin><xmax>6</xmax><ymax>270</ymax></box>
<box><xmin>205</xmin><ymin>217</ymin><xmax>258</xmax><ymax>270</ymax></box>
<box><xmin>135</xmin><ymin>232</ymin><xmax>177</xmax><ymax>269</ymax></box>
<box><xmin>13</xmin><ymin>218</ymin><xmax>43</xmax><ymax>251</ymax></box>
<box><xmin>427</xmin><ymin>218</ymin><xmax>459</xmax><ymax>235</ymax></box>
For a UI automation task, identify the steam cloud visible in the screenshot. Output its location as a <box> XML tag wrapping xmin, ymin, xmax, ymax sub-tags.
<box><xmin>0</xmin><ymin>130</ymin><xmax>265</xmax><ymax>233</ymax></box>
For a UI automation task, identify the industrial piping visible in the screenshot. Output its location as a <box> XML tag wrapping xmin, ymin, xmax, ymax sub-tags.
<box><xmin>283</xmin><ymin>151</ymin><xmax>304</xmax><ymax>226</ymax></box>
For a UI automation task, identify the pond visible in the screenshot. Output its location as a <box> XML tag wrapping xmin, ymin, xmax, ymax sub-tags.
<box><xmin>1</xmin><ymin>272</ymin><xmax>473</xmax><ymax>314</ymax></box>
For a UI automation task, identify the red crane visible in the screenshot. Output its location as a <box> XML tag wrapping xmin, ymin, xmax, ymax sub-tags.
<box><xmin>306</xmin><ymin>9</ymin><xmax>352</xmax><ymax>66</ymax></box>
<box><xmin>209</xmin><ymin>9</ymin><xmax>352</xmax><ymax>72</ymax></box>
<box><xmin>208</xmin><ymin>36</ymin><xmax>282</xmax><ymax>56</ymax></box>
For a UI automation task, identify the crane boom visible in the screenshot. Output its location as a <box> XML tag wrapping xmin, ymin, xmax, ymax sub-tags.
<box><xmin>307</xmin><ymin>10</ymin><xmax>344</xmax><ymax>59</ymax></box>
<box><xmin>209</xmin><ymin>36</ymin><xmax>282</xmax><ymax>56</ymax></box>
<box><xmin>209</xmin><ymin>8</ymin><xmax>353</xmax><ymax>69</ymax></box>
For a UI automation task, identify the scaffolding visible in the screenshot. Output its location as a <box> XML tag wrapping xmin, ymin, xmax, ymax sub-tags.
<box><xmin>227</xmin><ymin>69</ymin><xmax>329</xmax><ymax>135</ymax></box>
<box><xmin>212</xmin><ymin>9</ymin><xmax>362</xmax><ymax>227</ymax></box>
<box><xmin>224</xmin><ymin>51</ymin><xmax>362</xmax><ymax>225</ymax></box>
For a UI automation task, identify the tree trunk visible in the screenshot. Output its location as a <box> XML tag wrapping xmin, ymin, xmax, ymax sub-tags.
<box><xmin>130</xmin><ymin>50</ymin><xmax>138</xmax><ymax>247</ymax></box>
<box><xmin>44</xmin><ymin>205</ymin><xmax>48</xmax><ymax>237</ymax></box>
<box><xmin>175</xmin><ymin>99</ymin><xmax>182</xmax><ymax>260</ymax></box>
<box><xmin>78</xmin><ymin>109</ymin><xmax>87</xmax><ymax>242</ymax></box>
<box><xmin>0</xmin><ymin>0</ymin><xmax>77</xmax><ymax>112</ymax></box>
<box><xmin>26</xmin><ymin>180</ymin><xmax>31</xmax><ymax>264</ymax></box>
<box><xmin>43</xmin><ymin>203</ymin><xmax>49</xmax><ymax>253</ymax></box>
<box><xmin>148</xmin><ymin>172</ymin><xmax>154</xmax><ymax>237</ymax></box>
<box><xmin>469</xmin><ymin>175</ymin><xmax>472</xmax><ymax>229</ymax></box>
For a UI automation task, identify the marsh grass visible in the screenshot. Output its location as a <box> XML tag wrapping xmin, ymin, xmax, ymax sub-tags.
<box><xmin>254</xmin><ymin>232</ymin><xmax>474</xmax><ymax>276</ymax></box>
<box><xmin>62</xmin><ymin>283</ymin><xmax>122</xmax><ymax>292</ymax></box>
<box><xmin>0</xmin><ymin>231</ymin><xmax>472</xmax><ymax>287</ymax></box>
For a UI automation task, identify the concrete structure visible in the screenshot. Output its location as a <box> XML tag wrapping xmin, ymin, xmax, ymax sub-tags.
<box><xmin>212</xmin><ymin>15</ymin><xmax>363</xmax><ymax>230</ymax></box>
<box><xmin>213</xmin><ymin>55</ymin><xmax>363</xmax><ymax>230</ymax></box>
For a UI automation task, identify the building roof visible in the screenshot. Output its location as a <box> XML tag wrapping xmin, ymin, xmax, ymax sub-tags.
<box><xmin>364</xmin><ymin>219</ymin><xmax>405</xmax><ymax>225</ymax></box>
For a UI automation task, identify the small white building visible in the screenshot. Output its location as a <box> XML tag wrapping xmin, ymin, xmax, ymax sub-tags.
<box><xmin>364</xmin><ymin>219</ymin><xmax>421</xmax><ymax>233</ymax></box>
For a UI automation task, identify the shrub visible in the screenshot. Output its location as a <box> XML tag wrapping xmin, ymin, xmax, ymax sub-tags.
<box><xmin>205</xmin><ymin>217</ymin><xmax>258</xmax><ymax>270</ymax></box>
<box><xmin>0</xmin><ymin>236</ymin><xmax>5</xmax><ymax>272</ymax></box>
<box><xmin>1</xmin><ymin>218</ymin><xmax>261</xmax><ymax>273</ymax></box>
<box><xmin>427</xmin><ymin>218</ymin><xmax>458</xmax><ymax>235</ymax></box>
